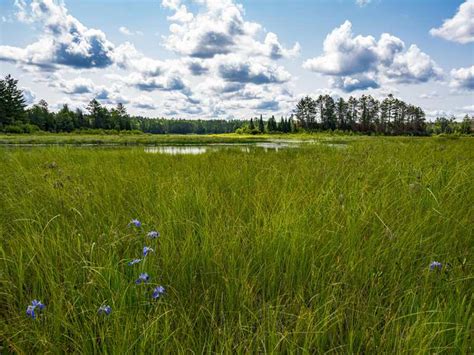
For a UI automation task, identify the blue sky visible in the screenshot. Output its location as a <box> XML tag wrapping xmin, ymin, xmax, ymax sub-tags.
<box><xmin>0</xmin><ymin>0</ymin><xmax>473</xmax><ymax>119</ymax></box>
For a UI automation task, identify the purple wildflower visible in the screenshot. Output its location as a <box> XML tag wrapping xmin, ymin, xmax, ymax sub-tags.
<box><xmin>26</xmin><ymin>299</ymin><xmax>45</xmax><ymax>319</ymax></box>
<box><xmin>147</xmin><ymin>231</ymin><xmax>160</xmax><ymax>239</ymax></box>
<box><xmin>129</xmin><ymin>219</ymin><xmax>142</xmax><ymax>228</ymax></box>
<box><xmin>26</xmin><ymin>305</ymin><xmax>36</xmax><ymax>319</ymax></box>
<box><xmin>152</xmin><ymin>285</ymin><xmax>166</xmax><ymax>299</ymax></box>
<box><xmin>128</xmin><ymin>258</ymin><xmax>142</xmax><ymax>266</ymax></box>
<box><xmin>135</xmin><ymin>272</ymin><xmax>150</xmax><ymax>284</ymax></box>
<box><xmin>98</xmin><ymin>305</ymin><xmax>112</xmax><ymax>315</ymax></box>
<box><xmin>429</xmin><ymin>261</ymin><xmax>442</xmax><ymax>271</ymax></box>
<box><xmin>143</xmin><ymin>246</ymin><xmax>154</xmax><ymax>257</ymax></box>
<box><xmin>31</xmin><ymin>299</ymin><xmax>45</xmax><ymax>310</ymax></box>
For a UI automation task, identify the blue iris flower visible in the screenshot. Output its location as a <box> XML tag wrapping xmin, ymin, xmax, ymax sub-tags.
<box><xmin>147</xmin><ymin>231</ymin><xmax>160</xmax><ymax>239</ymax></box>
<box><xmin>128</xmin><ymin>258</ymin><xmax>142</xmax><ymax>266</ymax></box>
<box><xmin>129</xmin><ymin>219</ymin><xmax>142</xmax><ymax>228</ymax></box>
<box><xmin>98</xmin><ymin>305</ymin><xmax>112</xmax><ymax>315</ymax></box>
<box><xmin>429</xmin><ymin>261</ymin><xmax>442</xmax><ymax>271</ymax></box>
<box><xmin>31</xmin><ymin>299</ymin><xmax>45</xmax><ymax>310</ymax></box>
<box><xmin>26</xmin><ymin>299</ymin><xmax>45</xmax><ymax>319</ymax></box>
<box><xmin>152</xmin><ymin>285</ymin><xmax>166</xmax><ymax>299</ymax></box>
<box><xmin>143</xmin><ymin>246</ymin><xmax>154</xmax><ymax>257</ymax></box>
<box><xmin>26</xmin><ymin>305</ymin><xmax>36</xmax><ymax>319</ymax></box>
<box><xmin>135</xmin><ymin>272</ymin><xmax>150</xmax><ymax>284</ymax></box>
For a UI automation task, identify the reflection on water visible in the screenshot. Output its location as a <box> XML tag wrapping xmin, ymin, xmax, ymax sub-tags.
<box><xmin>145</xmin><ymin>140</ymin><xmax>347</xmax><ymax>155</ymax></box>
<box><xmin>144</xmin><ymin>142</ymin><xmax>296</xmax><ymax>155</ymax></box>
<box><xmin>144</xmin><ymin>141</ymin><xmax>348</xmax><ymax>155</ymax></box>
<box><xmin>144</xmin><ymin>146</ymin><xmax>208</xmax><ymax>155</ymax></box>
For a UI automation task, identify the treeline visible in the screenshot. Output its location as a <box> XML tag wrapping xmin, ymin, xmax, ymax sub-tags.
<box><xmin>236</xmin><ymin>95</ymin><xmax>472</xmax><ymax>135</ymax></box>
<box><xmin>1</xmin><ymin>74</ymin><xmax>472</xmax><ymax>135</ymax></box>
<box><xmin>0</xmin><ymin>75</ymin><xmax>244</xmax><ymax>134</ymax></box>
<box><xmin>236</xmin><ymin>115</ymin><xmax>297</xmax><ymax>134</ymax></box>
<box><xmin>289</xmin><ymin>94</ymin><xmax>472</xmax><ymax>135</ymax></box>
<box><xmin>25</xmin><ymin>99</ymin><xmax>244</xmax><ymax>134</ymax></box>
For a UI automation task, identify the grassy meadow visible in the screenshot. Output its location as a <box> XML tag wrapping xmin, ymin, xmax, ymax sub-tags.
<box><xmin>0</xmin><ymin>133</ymin><xmax>278</xmax><ymax>145</ymax></box>
<box><xmin>0</xmin><ymin>135</ymin><xmax>473</xmax><ymax>353</ymax></box>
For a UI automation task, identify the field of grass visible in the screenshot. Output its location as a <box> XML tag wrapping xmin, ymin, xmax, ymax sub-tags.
<box><xmin>0</xmin><ymin>132</ymin><xmax>353</xmax><ymax>145</ymax></box>
<box><xmin>1</xmin><ymin>136</ymin><xmax>473</xmax><ymax>353</ymax></box>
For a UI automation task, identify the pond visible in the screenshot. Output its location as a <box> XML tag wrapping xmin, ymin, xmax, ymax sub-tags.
<box><xmin>143</xmin><ymin>140</ymin><xmax>349</xmax><ymax>155</ymax></box>
<box><xmin>0</xmin><ymin>139</ymin><xmax>349</xmax><ymax>155</ymax></box>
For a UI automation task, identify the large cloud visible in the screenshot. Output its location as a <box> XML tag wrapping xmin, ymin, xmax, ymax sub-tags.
<box><xmin>430</xmin><ymin>0</ymin><xmax>474</xmax><ymax>44</ymax></box>
<box><xmin>1</xmin><ymin>0</ymin><xmax>300</xmax><ymax>118</ymax></box>
<box><xmin>0</xmin><ymin>0</ymin><xmax>115</xmax><ymax>69</ymax></box>
<box><xmin>303</xmin><ymin>21</ymin><xmax>443</xmax><ymax>92</ymax></box>
<box><xmin>162</xmin><ymin>0</ymin><xmax>300</xmax><ymax>60</ymax></box>
<box><xmin>158</xmin><ymin>0</ymin><xmax>299</xmax><ymax>116</ymax></box>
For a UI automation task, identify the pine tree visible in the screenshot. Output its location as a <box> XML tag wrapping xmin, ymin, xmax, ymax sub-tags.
<box><xmin>336</xmin><ymin>97</ymin><xmax>347</xmax><ymax>130</ymax></box>
<box><xmin>322</xmin><ymin>95</ymin><xmax>336</xmax><ymax>130</ymax></box>
<box><xmin>460</xmin><ymin>115</ymin><xmax>472</xmax><ymax>134</ymax></box>
<box><xmin>111</xmin><ymin>103</ymin><xmax>128</xmax><ymax>130</ymax></box>
<box><xmin>267</xmin><ymin>115</ymin><xmax>277</xmax><ymax>132</ymax></box>
<box><xmin>0</xmin><ymin>74</ymin><xmax>26</xmax><ymax>127</ymax></box>
<box><xmin>258</xmin><ymin>114</ymin><xmax>265</xmax><ymax>133</ymax></box>
<box><xmin>76</xmin><ymin>109</ymin><xmax>89</xmax><ymax>129</ymax></box>
<box><xmin>346</xmin><ymin>96</ymin><xmax>358</xmax><ymax>130</ymax></box>
<box><xmin>249</xmin><ymin>118</ymin><xmax>255</xmax><ymax>130</ymax></box>
<box><xmin>87</xmin><ymin>99</ymin><xmax>109</xmax><ymax>129</ymax></box>
<box><xmin>27</xmin><ymin>99</ymin><xmax>50</xmax><ymax>130</ymax></box>
<box><xmin>56</xmin><ymin>104</ymin><xmax>75</xmax><ymax>132</ymax></box>
<box><xmin>294</xmin><ymin>96</ymin><xmax>316</xmax><ymax>129</ymax></box>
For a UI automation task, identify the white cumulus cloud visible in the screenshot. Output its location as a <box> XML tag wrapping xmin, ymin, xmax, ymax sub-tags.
<box><xmin>430</xmin><ymin>0</ymin><xmax>474</xmax><ymax>44</ymax></box>
<box><xmin>450</xmin><ymin>65</ymin><xmax>474</xmax><ymax>91</ymax></box>
<box><xmin>1</xmin><ymin>0</ymin><xmax>115</xmax><ymax>69</ymax></box>
<box><xmin>303</xmin><ymin>21</ymin><xmax>443</xmax><ymax>92</ymax></box>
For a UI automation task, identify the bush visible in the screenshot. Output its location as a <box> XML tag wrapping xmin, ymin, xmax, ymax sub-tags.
<box><xmin>2</xmin><ymin>124</ymin><xmax>40</xmax><ymax>133</ymax></box>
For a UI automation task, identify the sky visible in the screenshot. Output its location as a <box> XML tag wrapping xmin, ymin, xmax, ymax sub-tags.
<box><xmin>0</xmin><ymin>0</ymin><xmax>473</xmax><ymax>120</ymax></box>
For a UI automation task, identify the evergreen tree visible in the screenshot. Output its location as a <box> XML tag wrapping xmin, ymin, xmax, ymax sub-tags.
<box><xmin>294</xmin><ymin>96</ymin><xmax>316</xmax><ymax>129</ymax></box>
<box><xmin>336</xmin><ymin>97</ymin><xmax>348</xmax><ymax>130</ymax></box>
<box><xmin>322</xmin><ymin>95</ymin><xmax>336</xmax><ymax>130</ymax></box>
<box><xmin>87</xmin><ymin>99</ymin><xmax>109</xmax><ymax>129</ymax></box>
<box><xmin>75</xmin><ymin>109</ymin><xmax>89</xmax><ymax>129</ymax></box>
<box><xmin>460</xmin><ymin>115</ymin><xmax>472</xmax><ymax>134</ymax></box>
<box><xmin>258</xmin><ymin>114</ymin><xmax>265</xmax><ymax>133</ymax></box>
<box><xmin>27</xmin><ymin>99</ymin><xmax>50</xmax><ymax>131</ymax></box>
<box><xmin>267</xmin><ymin>115</ymin><xmax>277</xmax><ymax>132</ymax></box>
<box><xmin>111</xmin><ymin>103</ymin><xmax>128</xmax><ymax>130</ymax></box>
<box><xmin>0</xmin><ymin>74</ymin><xmax>26</xmax><ymax>127</ymax></box>
<box><xmin>249</xmin><ymin>118</ymin><xmax>255</xmax><ymax>130</ymax></box>
<box><xmin>346</xmin><ymin>96</ymin><xmax>358</xmax><ymax>130</ymax></box>
<box><xmin>55</xmin><ymin>104</ymin><xmax>75</xmax><ymax>132</ymax></box>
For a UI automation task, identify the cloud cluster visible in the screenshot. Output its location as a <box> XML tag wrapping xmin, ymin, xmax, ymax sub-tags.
<box><xmin>450</xmin><ymin>65</ymin><xmax>474</xmax><ymax>91</ymax></box>
<box><xmin>430</xmin><ymin>0</ymin><xmax>474</xmax><ymax>44</ymax></box>
<box><xmin>2</xmin><ymin>1</ymin><xmax>194</xmax><ymax>106</ymax></box>
<box><xmin>158</xmin><ymin>0</ymin><xmax>299</xmax><ymax>116</ymax></box>
<box><xmin>162</xmin><ymin>0</ymin><xmax>299</xmax><ymax>60</ymax></box>
<box><xmin>2</xmin><ymin>0</ymin><xmax>470</xmax><ymax>118</ymax></box>
<box><xmin>1</xmin><ymin>0</ymin><xmax>115</xmax><ymax>69</ymax></box>
<box><xmin>303</xmin><ymin>21</ymin><xmax>443</xmax><ymax>92</ymax></box>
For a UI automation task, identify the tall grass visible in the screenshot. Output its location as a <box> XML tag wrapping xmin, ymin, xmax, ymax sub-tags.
<box><xmin>1</xmin><ymin>137</ymin><xmax>472</xmax><ymax>353</ymax></box>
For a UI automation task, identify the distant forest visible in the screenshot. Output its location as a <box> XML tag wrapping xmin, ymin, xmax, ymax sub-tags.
<box><xmin>1</xmin><ymin>74</ymin><xmax>472</xmax><ymax>135</ymax></box>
